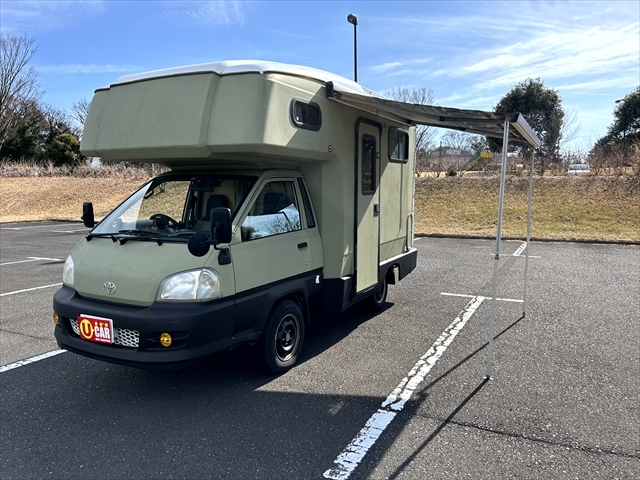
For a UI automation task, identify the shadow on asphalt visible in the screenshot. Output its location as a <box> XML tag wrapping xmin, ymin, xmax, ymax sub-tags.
<box><xmin>352</xmin><ymin>312</ymin><xmax>528</xmax><ymax>479</ymax></box>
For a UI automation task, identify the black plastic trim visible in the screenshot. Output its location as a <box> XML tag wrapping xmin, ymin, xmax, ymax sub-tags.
<box><xmin>232</xmin><ymin>268</ymin><xmax>323</xmax><ymax>342</ymax></box>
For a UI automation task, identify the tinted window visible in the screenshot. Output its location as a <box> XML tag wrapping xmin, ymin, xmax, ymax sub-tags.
<box><xmin>389</xmin><ymin>127</ymin><xmax>409</xmax><ymax>163</ymax></box>
<box><xmin>241</xmin><ymin>181</ymin><xmax>302</xmax><ymax>241</ymax></box>
<box><xmin>291</xmin><ymin>99</ymin><xmax>321</xmax><ymax>131</ymax></box>
<box><xmin>362</xmin><ymin>135</ymin><xmax>376</xmax><ymax>194</ymax></box>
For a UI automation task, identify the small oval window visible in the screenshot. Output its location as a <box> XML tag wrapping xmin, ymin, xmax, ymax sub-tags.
<box><xmin>291</xmin><ymin>99</ymin><xmax>321</xmax><ymax>131</ymax></box>
<box><xmin>389</xmin><ymin>127</ymin><xmax>409</xmax><ymax>163</ymax></box>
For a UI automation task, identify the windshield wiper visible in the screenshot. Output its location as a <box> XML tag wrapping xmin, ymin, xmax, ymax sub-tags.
<box><xmin>115</xmin><ymin>229</ymin><xmax>165</xmax><ymax>245</ymax></box>
<box><xmin>86</xmin><ymin>232</ymin><xmax>118</xmax><ymax>242</ymax></box>
<box><xmin>87</xmin><ymin>229</ymin><xmax>196</xmax><ymax>245</ymax></box>
<box><xmin>118</xmin><ymin>229</ymin><xmax>162</xmax><ymax>236</ymax></box>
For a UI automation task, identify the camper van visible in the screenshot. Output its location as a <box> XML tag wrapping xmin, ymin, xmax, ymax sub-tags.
<box><xmin>53</xmin><ymin>61</ymin><xmax>417</xmax><ymax>373</ymax></box>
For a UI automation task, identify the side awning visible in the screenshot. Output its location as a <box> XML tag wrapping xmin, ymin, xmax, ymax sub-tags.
<box><xmin>325</xmin><ymin>81</ymin><xmax>541</xmax><ymax>148</ymax></box>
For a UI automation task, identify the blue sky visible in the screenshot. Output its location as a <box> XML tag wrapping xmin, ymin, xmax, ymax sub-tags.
<box><xmin>2</xmin><ymin>0</ymin><xmax>638</xmax><ymax>150</ymax></box>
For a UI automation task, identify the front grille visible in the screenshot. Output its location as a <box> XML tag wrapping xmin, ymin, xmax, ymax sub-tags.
<box><xmin>69</xmin><ymin>318</ymin><xmax>139</xmax><ymax>348</ymax></box>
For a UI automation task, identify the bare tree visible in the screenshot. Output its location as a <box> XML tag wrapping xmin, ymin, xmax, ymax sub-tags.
<box><xmin>386</xmin><ymin>87</ymin><xmax>436</xmax><ymax>175</ymax></box>
<box><xmin>0</xmin><ymin>33</ymin><xmax>42</xmax><ymax>148</ymax></box>
<box><xmin>441</xmin><ymin>130</ymin><xmax>474</xmax><ymax>151</ymax></box>
<box><xmin>71</xmin><ymin>98</ymin><xmax>90</xmax><ymax>134</ymax></box>
<box><xmin>559</xmin><ymin>109</ymin><xmax>580</xmax><ymax>150</ymax></box>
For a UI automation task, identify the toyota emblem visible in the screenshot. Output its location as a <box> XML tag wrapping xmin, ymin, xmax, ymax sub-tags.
<box><xmin>103</xmin><ymin>282</ymin><xmax>117</xmax><ymax>295</ymax></box>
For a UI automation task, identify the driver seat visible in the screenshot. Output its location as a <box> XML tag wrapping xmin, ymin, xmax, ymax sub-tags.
<box><xmin>194</xmin><ymin>194</ymin><xmax>229</xmax><ymax>232</ymax></box>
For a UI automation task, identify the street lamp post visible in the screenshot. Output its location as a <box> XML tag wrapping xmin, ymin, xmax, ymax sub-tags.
<box><xmin>347</xmin><ymin>14</ymin><xmax>358</xmax><ymax>83</ymax></box>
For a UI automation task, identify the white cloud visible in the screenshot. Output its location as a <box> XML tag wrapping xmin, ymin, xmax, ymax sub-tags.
<box><xmin>369</xmin><ymin>62</ymin><xmax>404</xmax><ymax>73</ymax></box>
<box><xmin>36</xmin><ymin>64</ymin><xmax>142</xmax><ymax>74</ymax></box>
<box><xmin>371</xmin><ymin>7</ymin><xmax>638</xmax><ymax>97</ymax></box>
<box><xmin>0</xmin><ymin>1</ymin><xmax>105</xmax><ymax>32</ymax></box>
<box><xmin>158</xmin><ymin>1</ymin><xmax>245</xmax><ymax>27</ymax></box>
<box><xmin>264</xmin><ymin>29</ymin><xmax>310</xmax><ymax>40</ymax></box>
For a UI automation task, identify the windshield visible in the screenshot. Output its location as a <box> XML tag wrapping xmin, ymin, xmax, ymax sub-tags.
<box><xmin>92</xmin><ymin>174</ymin><xmax>257</xmax><ymax>237</ymax></box>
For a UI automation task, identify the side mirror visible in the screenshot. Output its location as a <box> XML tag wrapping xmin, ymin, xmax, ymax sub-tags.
<box><xmin>210</xmin><ymin>207</ymin><xmax>232</xmax><ymax>245</ymax></box>
<box><xmin>82</xmin><ymin>202</ymin><xmax>95</xmax><ymax>228</ymax></box>
<box><xmin>187</xmin><ymin>234</ymin><xmax>210</xmax><ymax>257</ymax></box>
<box><xmin>187</xmin><ymin>208</ymin><xmax>232</xmax><ymax>257</ymax></box>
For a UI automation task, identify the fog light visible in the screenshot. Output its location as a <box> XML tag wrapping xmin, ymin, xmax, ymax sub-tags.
<box><xmin>159</xmin><ymin>332</ymin><xmax>172</xmax><ymax>347</ymax></box>
<box><xmin>53</xmin><ymin>312</ymin><xmax>60</xmax><ymax>325</ymax></box>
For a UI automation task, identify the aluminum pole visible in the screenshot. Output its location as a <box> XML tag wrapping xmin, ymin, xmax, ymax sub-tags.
<box><xmin>522</xmin><ymin>150</ymin><xmax>535</xmax><ymax>316</ymax></box>
<box><xmin>486</xmin><ymin>118</ymin><xmax>510</xmax><ymax>379</ymax></box>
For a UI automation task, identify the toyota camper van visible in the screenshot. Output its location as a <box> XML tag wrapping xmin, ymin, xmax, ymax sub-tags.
<box><xmin>53</xmin><ymin>61</ymin><xmax>418</xmax><ymax>373</ymax></box>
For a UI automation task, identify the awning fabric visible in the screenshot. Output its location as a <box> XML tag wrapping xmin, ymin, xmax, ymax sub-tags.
<box><xmin>325</xmin><ymin>81</ymin><xmax>541</xmax><ymax>148</ymax></box>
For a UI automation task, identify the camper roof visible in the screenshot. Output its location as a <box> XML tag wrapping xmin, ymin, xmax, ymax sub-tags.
<box><xmin>105</xmin><ymin>60</ymin><xmax>540</xmax><ymax>148</ymax></box>
<box><xmin>106</xmin><ymin>60</ymin><xmax>382</xmax><ymax>98</ymax></box>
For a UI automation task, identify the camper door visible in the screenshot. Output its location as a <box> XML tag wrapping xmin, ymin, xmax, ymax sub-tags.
<box><xmin>356</xmin><ymin>120</ymin><xmax>381</xmax><ymax>294</ymax></box>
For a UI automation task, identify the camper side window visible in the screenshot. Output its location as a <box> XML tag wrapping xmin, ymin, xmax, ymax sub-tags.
<box><xmin>389</xmin><ymin>128</ymin><xmax>409</xmax><ymax>163</ymax></box>
<box><xmin>241</xmin><ymin>181</ymin><xmax>302</xmax><ymax>241</ymax></box>
<box><xmin>362</xmin><ymin>135</ymin><xmax>376</xmax><ymax>194</ymax></box>
<box><xmin>291</xmin><ymin>99</ymin><xmax>321</xmax><ymax>131</ymax></box>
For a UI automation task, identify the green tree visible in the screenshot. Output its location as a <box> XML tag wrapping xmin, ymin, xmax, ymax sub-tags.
<box><xmin>0</xmin><ymin>121</ymin><xmax>41</xmax><ymax>159</ymax></box>
<box><xmin>47</xmin><ymin>133</ymin><xmax>82</xmax><ymax>165</ymax></box>
<box><xmin>491</xmin><ymin>78</ymin><xmax>565</xmax><ymax>173</ymax></box>
<box><xmin>609</xmin><ymin>87</ymin><xmax>639</xmax><ymax>147</ymax></box>
<box><xmin>0</xmin><ymin>101</ymin><xmax>83</xmax><ymax>165</ymax></box>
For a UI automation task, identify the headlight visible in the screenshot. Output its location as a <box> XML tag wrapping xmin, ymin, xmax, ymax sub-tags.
<box><xmin>157</xmin><ymin>268</ymin><xmax>222</xmax><ymax>301</ymax></box>
<box><xmin>62</xmin><ymin>256</ymin><xmax>74</xmax><ymax>286</ymax></box>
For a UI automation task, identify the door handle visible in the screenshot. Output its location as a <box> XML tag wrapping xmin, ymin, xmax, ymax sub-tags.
<box><xmin>298</xmin><ymin>242</ymin><xmax>308</xmax><ymax>249</ymax></box>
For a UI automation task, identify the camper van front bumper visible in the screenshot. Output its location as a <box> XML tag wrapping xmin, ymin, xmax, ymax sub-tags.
<box><xmin>53</xmin><ymin>285</ymin><xmax>234</xmax><ymax>370</ymax></box>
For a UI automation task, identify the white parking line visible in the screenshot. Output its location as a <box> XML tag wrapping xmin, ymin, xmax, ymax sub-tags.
<box><xmin>323</xmin><ymin>296</ymin><xmax>485</xmax><ymax>480</ymax></box>
<box><xmin>440</xmin><ymin>292</ymin><xmax>523</xmax><ymax>303</ymax></box>
<box><xmin>0</xmin><ymin>349</ymin><xmax>66</xmax><ymax>373</ymax></box>
<box><xmin>512</xmin><ymin>241</ymin><xmax>541</xmax><ymax>258</ymax></box>
<box><xmin>512</xmin><ymin>241</ymin><xmax>527</xmax><ymax>256</ymax></box>
<box><xmin>0</xmin><ymin>256</ymin><xmax>62</xmax><ymax>266</ymax></box>
<box><xmin>0</xmin><ymin>283</ymin><xmax>62</xmax><ymax>297</ymax></box>
<box><xmin>52</xmin><ymin>230</ymin><xmax>88</xmax><ymax>233</ymax></box>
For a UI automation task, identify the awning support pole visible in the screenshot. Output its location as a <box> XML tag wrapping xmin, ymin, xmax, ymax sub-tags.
<box><xmin>522</xmin><ymin>150</ymin><xmax>535</xmax><ymax>316</ymax></box>
<box><xmin>486</xmin><ymin>118</ymin><xmax>510</xmax><ymax>379</ymax></box>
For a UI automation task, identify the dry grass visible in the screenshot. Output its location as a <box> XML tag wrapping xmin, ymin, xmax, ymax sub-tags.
<box><xmin>0</xmin><ymin>158</ymin><xmax>166</xmax><ymax>179</ymax></box>
<box><xmin>0</xmin><ymin>177</ymin><xmax>146</xmax><ymax>223</ymax></box>
<box><xmin>415</xmin><ymin>175</ymin><xmax>640</xmax><ymax>242</ymax></box>
<box><xmin>1</xmin><ymin>168</ymin><xmax>638</xmax><ymax>243</ymax></box>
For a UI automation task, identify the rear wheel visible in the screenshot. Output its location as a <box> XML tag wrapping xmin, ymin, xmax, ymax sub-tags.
<box><xmin>259</xmin><ymin>300</ymin><xmax>305</xmax><ymax>374</ymax></box>
<box><xmin>365</xmin><ymin>276</ymin><xmax>388</xmax><ymax>312</ymax></box>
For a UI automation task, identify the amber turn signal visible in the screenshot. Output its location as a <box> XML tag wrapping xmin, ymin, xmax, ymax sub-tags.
<box><xmin>159</xmin><ymin>332</ymin><xmax>172</xmax><ymax>347</ymax></box>
<box><xmin>53</xmin><ymin>312</ymin><xmax>60</xmax><ymax>325</ymax></box>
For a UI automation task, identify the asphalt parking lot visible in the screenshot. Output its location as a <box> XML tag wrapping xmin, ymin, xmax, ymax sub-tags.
<box><xmin>1</xmin><ymin>221</ymin><xmax>638</xmax><ymax>479</ymax></box>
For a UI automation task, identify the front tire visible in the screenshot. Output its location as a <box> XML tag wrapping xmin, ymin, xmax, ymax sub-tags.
<box><xmin>259</xmin><ymin>300</ymin><xmax>305</xmax><ymax>374</ymax></box>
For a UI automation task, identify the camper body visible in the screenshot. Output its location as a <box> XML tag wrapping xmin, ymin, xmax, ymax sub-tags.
<box><xmin>53</xmin><ymin>61</ymin><xmax>417</xmax><ymax>372</ymax></box>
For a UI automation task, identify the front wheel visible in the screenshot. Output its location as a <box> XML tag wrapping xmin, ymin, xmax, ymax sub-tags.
<box><xmin>259</xmin><ymin>300</ymin><xmax>305</xmax><ymax>374</ymax></box>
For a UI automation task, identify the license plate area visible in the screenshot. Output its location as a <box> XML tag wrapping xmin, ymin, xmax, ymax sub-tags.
<box><xmin>78</xmin><ymin>314</ymin><xmax>114</xmax><ymax>344</ymax></box>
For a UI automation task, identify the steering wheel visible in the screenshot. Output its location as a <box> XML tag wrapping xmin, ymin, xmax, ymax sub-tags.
<box><xmin>150</xmin><ymin>213</ymin><xmax>179</xmax><ymax>229</ymax></box>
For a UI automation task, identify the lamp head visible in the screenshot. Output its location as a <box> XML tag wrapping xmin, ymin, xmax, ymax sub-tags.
<box><xmin>347</xmin><ymin>14</ymin><xmax>358</xmax><ymax>25</ymax></box>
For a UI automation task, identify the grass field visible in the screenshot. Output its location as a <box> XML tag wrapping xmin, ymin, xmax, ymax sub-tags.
<box><xmin>415</xmin><ymin>175</ymin><xmax>639</xmax><ymax>242</ymax></box>
<box><xmin>1</xmin><ymin>174</ymin><xmax>638</xmax><ymax>243</ymax></box>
